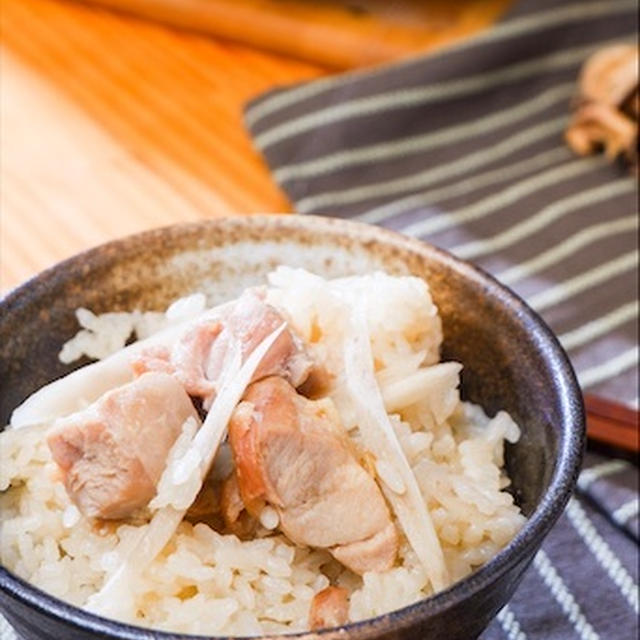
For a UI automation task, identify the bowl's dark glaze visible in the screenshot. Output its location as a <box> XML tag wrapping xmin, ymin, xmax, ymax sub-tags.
<box><xmin>0</xmin><ymin>215</ymin><xmax>585</xmax><ymax>640</ymax></box>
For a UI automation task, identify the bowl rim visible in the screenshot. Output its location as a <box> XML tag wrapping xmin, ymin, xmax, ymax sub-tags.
<box><xmin>0</xmin><ymin>214</ymin><xmax>585</xmax><ymax>640</ymax></box>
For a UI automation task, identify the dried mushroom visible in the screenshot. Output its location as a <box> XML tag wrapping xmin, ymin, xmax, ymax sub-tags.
<box><xmin>565</xmin><ymin>44</ymin><xmax>639</xmax><ymax>167</ymax></box>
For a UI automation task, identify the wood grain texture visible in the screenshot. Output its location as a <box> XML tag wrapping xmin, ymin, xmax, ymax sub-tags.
<box><xmin>76</xmin><ymin>0</ymin><xmax>513</xmax><ymax>69</ymax></box>
<box><xmin>0</xmin><ymin>0</ymin><xmax>513</xmax><ymax>292</ymax></box>
<box><xmin>0</xmin><ymin>52</ymin><xmax>226</xmax><ymax>289</ymax></box>
<box><xmin>0</xmin><ymin>0</ymin><xmax>327</xmax><ymax>290</ymax></box>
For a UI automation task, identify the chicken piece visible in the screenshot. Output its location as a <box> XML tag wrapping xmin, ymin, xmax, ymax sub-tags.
<box><xmin>309</xmin><ymin>586</ymin><xmax>350</xmax><ymax>630</ymax></box>
<box><xmin>331</xmin><ymin>522</ymin><xmax>399</xmax><ymax>576</ymax></box>
<box><xmin>160</xmin><ymin>321</ymin><xmax>223</xmax><ymax>398</ymax></box>
<box><xmin>47</xmin><ymin>372</ymin><xmax>200</xmax><ymax>519</ymax></box>
<box><xmin>133</xmin><ymin>291</ymin><xmax>317</xmax><ymax>402</ymax></box>
<box><xmin>132</xmin><ymin>322</ymin><xmax>222</xmax><ymax>399</ymax></box>
<box><xmin>207</xmin><ymin>290</ymin><xmax>312</xmax><ymax>390</ymax></box>
<box><xmin>229</xmin><ymin>377</ymin><xmax>398</xmax><ymax>574</ymax></box>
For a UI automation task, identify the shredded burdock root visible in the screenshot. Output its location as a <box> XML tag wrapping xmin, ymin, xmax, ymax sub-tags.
<box><xmin>565</xmin><ymin>44</ymin><xmax>639</xmax><ymax>169</ymax></box>
<box><xmin>340</xmin><ymin>305</ymin><xmax>450</xmax><ymax>592</ymax></box>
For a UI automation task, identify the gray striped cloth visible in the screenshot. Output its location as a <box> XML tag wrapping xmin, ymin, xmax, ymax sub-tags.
<box><xmin>244</xmin><ymin>1</ymin><xmax>639</xmax><ymax>638</ymax></box>
<box><xmin>245</xmin><ymin>0</ymin><xmax>639</xmax><ymax>408</ymax></box>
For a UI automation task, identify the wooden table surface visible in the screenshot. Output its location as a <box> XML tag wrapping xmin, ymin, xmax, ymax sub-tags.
<box><xmin>0</xmin><ymin>0</ymin><xmax>508</xmax><ymax>291</ymax></box>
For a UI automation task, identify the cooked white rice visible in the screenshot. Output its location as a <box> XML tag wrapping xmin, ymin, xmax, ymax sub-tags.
<box><xmin>0</xmin><ymin>269</ymin><xmax>525</xmax><ymax>635</ymax></box>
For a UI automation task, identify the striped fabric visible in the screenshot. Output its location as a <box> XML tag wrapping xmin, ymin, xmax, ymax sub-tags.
<box><xmin>243</xmin><ymin>1</ymin><xmax>639</xmax><ymax>638</ymax></box>
<box><xmin>485</xmin><ymin>455</ymin><xmax>639</xmax><ymax>640</ymax></box>
<box><xmin>245</xmin><ymin>0</ymin><xmax>639</xmax><ymax>408</ymax></box>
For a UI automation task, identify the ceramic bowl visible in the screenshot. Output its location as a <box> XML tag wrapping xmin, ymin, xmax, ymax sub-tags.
<box><xmin>0</xmin><ymin>215</ymin><xmax>584</xmax><ymax>640</ymax></box>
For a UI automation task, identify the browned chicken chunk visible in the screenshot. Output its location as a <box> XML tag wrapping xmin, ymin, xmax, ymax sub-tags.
<box><xmin>228</xmin><ymin>376</ymin><xmax>398</xmax><ymax>574</ymax></box>
<box><xmin>309</xmin><ymin>586</ymin><xmax>350</xmax><ymax>630</ymax></box>
<box><xmin>47</xmin><ymin>372</ymin><xmax>200</xmax><ymax>519</ymax></box>
<box><xmin>133</xmin><ymin>291</ymin><xmax>317</xmax><ymax>402</ymax></box>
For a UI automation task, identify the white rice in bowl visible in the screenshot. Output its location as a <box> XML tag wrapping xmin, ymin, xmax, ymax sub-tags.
<box><xmin>0</xmin><ymin>268</ymin><xmax>525</xmax><ymax>635</ymax></box>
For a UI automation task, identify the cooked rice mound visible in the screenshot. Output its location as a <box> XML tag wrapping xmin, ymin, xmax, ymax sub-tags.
<box><xmin>0</xmin><ymin>269</ymin><xmax>525</xmax><ymax>635</ymax></box>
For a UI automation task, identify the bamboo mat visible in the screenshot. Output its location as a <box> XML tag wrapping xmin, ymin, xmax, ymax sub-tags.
<box><xmin>0</xmin><ymin>0</ymin><xmax>507</xmax><ymax>291</ymax></box>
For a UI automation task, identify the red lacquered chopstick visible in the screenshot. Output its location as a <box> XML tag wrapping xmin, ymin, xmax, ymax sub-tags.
<box><xmin>585</xmin><ymin>394</ymin><xmax>639</xmax><ymax>453</ymax></box>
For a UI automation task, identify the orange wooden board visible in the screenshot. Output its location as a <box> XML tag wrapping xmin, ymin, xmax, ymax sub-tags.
<box><xmin>0</xmin><ymin>0</ymin><xmax>322</xmax><ymax>290</ymax></box>
<box><xmin>1</xmin><ymin>0</ymin><xmax>508</xmax><ymax>291</ymax></box>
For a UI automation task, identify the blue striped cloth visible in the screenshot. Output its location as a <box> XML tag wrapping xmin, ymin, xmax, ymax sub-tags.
<box><xmin>243</xmin><ymin>1</ymin><xmax>639</xmax><ymax>638</ymax></box>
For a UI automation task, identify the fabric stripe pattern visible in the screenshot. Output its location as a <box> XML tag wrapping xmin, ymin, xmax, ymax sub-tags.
<box><xmin>565</xmin><ymin>499</ymin><xmax>639</xmax><ymax>613</ymax></box>
<box><xmin>613</xmin><ymin>499</ymin><xmax>640</xmax><ymax>528</ymax></box>
<box><xmin>272</xmin><ymin>83</ymin><xmax>576</xmax><ymax>182</ymax></box>
<box><xmin>245</xmin><ymin>0</ymin><xmax>635</xmax><ymax>129</ymax></box>
<box><xmin>577</xmin><ymin>460</ymin><xmax>631</xmax><ymax>491</ymax></box>
<box><xmin>244</xmin><ymin>4</ymin><xmax>639</xmax><ymax>638</ymax></box>
<box><xmin>496</xmin><ymin>605</ymin><xmax>528</xmax><ymax>640</ymax></box>
<box><xmin>533</xmin><ymin>549</ymin><xmax>600</xmax><ymax>640</ymax></box>
<box><xmin>245</xmin><ymin>0</ymin><xmax>638</xmax><ymax>406</ymax></box>
<box><xmin>357</xmin><ymin>146</ymin><xmax>573</xmax><ymax>225</ymax></box>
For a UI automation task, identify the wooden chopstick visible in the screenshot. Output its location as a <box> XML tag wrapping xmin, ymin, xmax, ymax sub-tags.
<box><xmin>74</xmin><ymin>0</ymin><xmax>512</xmax><ymax>69</ymax></box>
<box><xmin>585</xmin><ymin>394</ymin><xmax>639</xmax><ymax>453</ymax></box>
<box><xmin>74</xmin><ymin>0</ymin><xmax>422</xmax><ymax>69</ymax></box>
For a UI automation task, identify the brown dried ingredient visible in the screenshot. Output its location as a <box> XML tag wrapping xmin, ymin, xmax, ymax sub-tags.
<box><xmin>309</xmin><ymin>586</ymin><xmax>350</xmax><ymax>630</ymax></box>
<box><xmin>185</xmin><ymin>474</ymin><xmax>220</xmax><ymax>521</ymax></box>
<box><xmin>219</xmin><ymin>471</ymin><xmax>258</xmax><ymax>539</ymax></box>
<box><xmin>566</xmin><ymin>44</ymin><xmax>638</xmax><ymax>166</ymax></box>
<box><xmin>566</xmin><ymin>103</ymin><xmax>637</xmax><ymax>159</ymax></box>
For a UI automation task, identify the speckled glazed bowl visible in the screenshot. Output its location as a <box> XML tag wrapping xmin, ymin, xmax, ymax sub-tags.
<box><xmin>0</xmin><ymin>215</ymin><xmax>584</xmax><ymax>640</ymax></box>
